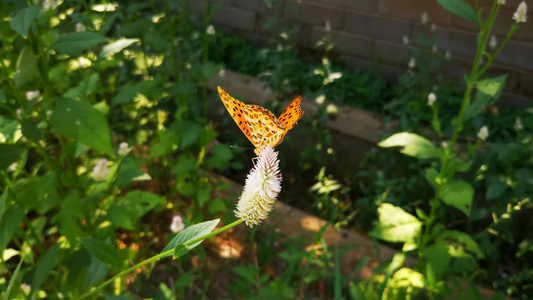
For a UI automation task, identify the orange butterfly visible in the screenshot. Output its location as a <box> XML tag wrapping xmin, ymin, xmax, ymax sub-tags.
<box><xmin>217</xmin><ymin>86</ymin><xmax>304</xmax><ymax>156</ymax></box>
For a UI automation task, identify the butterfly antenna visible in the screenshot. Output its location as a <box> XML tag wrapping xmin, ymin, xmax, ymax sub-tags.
<box><xmin>229</xmin><ymin>145</ymin><xmax>253</xmax><ymax>150</ymax></box>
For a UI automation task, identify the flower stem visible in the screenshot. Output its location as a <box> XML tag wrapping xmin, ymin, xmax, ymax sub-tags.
<box><xmin>77</xmin><ymin>219</ymin><xmax>244</xmax><ymax>299</ymax></box>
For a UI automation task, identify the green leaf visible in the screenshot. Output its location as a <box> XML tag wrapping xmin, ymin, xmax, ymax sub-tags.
<box><xmin>169</xmin><ymin>82</ymin><xmax>197</xmax><ymax>95</ymax></box>
<box><xmin>171</xmin><ymin>155</ymin><xmax>197</xmax><ymax>175</ymax></box>
<box><xmin>111</xmin><ymin>84</ymin><xmax>140</xmax><ymax>106</ymax></box>
<box><xmin>86</xmin><ymin>257</ymin><xmax>109</xmax><ymax>288</ymax></box>
<box><xmin>198</xmin><ymin>127</ymin><xmax>218</xmax><ymax>147</ymax></box>
<box><xmin>197</xmin><ymin>187</ymin><xmax>212</xmax><ymax>208</ymax></box>
<box><xmin>369</xmin><ymin>204</ymin><xmax>421</xmax><ymax>243</ymax></box>
<box><xmin>54</xmin><ymin>191</ymin><xmax>84</xmax><ymax>244</ymax></box>
<box><xmin>378</xmin><ymin>132</ymin><xmax>440</xmax><ymax>159</ymax></box>
<box><xmin>390</xmin><ymin>268</ymin><xmax>424</xmax><ymax>290</ymax></box>
<box><xmin>106</xmin><ymin>191</ymin><xmax>162</xmax><ymax>230</ymax></box>
<box><xmin>162</xmin><ymin>219</ymin><xmax>220</xmax><ymax>257</ymax></box>
<box><xmin>207</xmin><ymin>144</ymin><xmax>233</xmax><ymax>169</ymax></box>
<box><xmin>13</xmin><ymin>46</ymin><xmax>39</xmax><ymax>87</ymax></box>
<box><xmin>99</xmin><ymin>38</ymin><xmax>139</xmax><ymax>58</ymax></box>
<box><xmin>21</xmin><ymin>118</ymin><xmax>43</xmax><ymax>142</ymax></box>
<box><xmin>10</xmin><ymin>5</ymin><xmax>41</xmax><ymax>36</ymax></box>
<box><xmin>437</xmin><ymin>0</ymin><xmax>479</xmax><ymax>25</ymax></box>
<box><xmin>436</xmin><ymin>230</ymin><xmax>484</xmax><ymax>258</ymax></box>
<box><xmin>150</xmin><ymin>130</ymin><xmax>178</xmax><ymax>158</ymax></box>
<box><xmin>486</xmin><ymin>177</ymin><xmax>506</xmax><ymax>200</ymax></box>
<box><xmin>440</xmin><ymin>180</ymin><xmax>473</xmax><ymax>216</ymax></box>
<box><xmin>476</xmin><ymin>75</ymin><xmax>507</xmax><ymax>98</ymax></box>
<box><xmin>180</xmin><ymin>125</ymin><xmax>202</xmax><ymax>149</ymax></box>
<box><xmin>201</xmin><ymin>62</ymin><xmax>216</xmax><ymax>79</ymax></box>
<box><xmin>0</xmin><ymin>191</ymin><xmax>7</xmax><ymax>224</ymax></box>
<box><xmin>0</xmin><ymin>144</ymin><xmax>27</xmax><ymax>170</ymax></box>
<box><xmin>52</xmin><ymin>31</ymin><xmax>109</xmax><ymax>56</ymax></box>
<box><xmin>208</xmin><ymin>198</ymin><xmax>227</xmax><ymax>215</ymax></box>
<box><xmin>0</xmin><ymin>205</ymin><xmax>24</xmax><ymax>254</ymax></box>
<box><xmin>32</xmin><ymin>244</ymin><xmax>60</xmax><ymax>289</ymax></box>
<box><xmin>63</xmin><ymin>73</ymin><xmax>99</xmax><ymax>99</ymax></box>
<box><xmin>5</xmin><ymin>260</ymin><xmax>23</xmax><ymax>300</ymax></box>
<box><xmin>51</xmin><ymin>98</ymin><xmax>113</xmax><ymax>155</ymax></box>
<box><xmin>114</xmin><ymin>157</ymin><xmax>151</xmax><ymax>187</ymax></box>
<box><xmin>173</xmin><ymin>244</ymin><xmax>190</xmax><ymax>259</ymax></box>
<box><xmin>424</xmin><ymin>240</ymin><xmax>451</xmax><ymax>275</ymax></box>
<box><xmin>79</xmin><ymin>238</ymin><xmax>123</xmax><ymax>267</ymax></box>
<box><xmin>424</xmin><ymin>168</ymin><xmax>439</xmax><ymax>190</ymax></box>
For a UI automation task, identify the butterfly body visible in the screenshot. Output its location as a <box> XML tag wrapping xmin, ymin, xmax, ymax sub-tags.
<box><xmin>218</xmin><ymin>86</ymin><xmax>303</xmax><ymax>155</ymax></box>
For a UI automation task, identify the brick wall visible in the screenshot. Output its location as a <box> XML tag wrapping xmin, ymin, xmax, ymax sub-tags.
<box><xmin>190</xmin><ymin>0</ymin><xmax>533</xmax><ymax>107</ymax></box>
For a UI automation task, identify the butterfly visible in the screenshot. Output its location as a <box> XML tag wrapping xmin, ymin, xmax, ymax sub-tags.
<box><xmin>217</xmin><ymin>86</ymin><xmax>304</xmax><ymax>156</ymax></box>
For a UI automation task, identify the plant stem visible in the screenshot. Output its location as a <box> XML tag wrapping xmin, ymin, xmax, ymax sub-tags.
<box><xmin>78</xmin><ymin>218</ymin><xmax>244</xmax><ymax>299</ymax></box>
<box><xmin>418</xmin><ymin>0</ymin><xmax>501</xmax><ymax>263</ymax></box>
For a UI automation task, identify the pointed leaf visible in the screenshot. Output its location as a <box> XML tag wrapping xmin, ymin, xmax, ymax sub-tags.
<box><xmin>51</xmin><ymin>98</ymin><xmax>113</xmax><ymax>155</ymax></box>
<box><xmin>437</xmin><ymin>0</ymin><xmax>479</xmax><ymax>25</ymax></box>
<box><xmin>99</xmin><ymin>38</ymin><xmax>140</xmax><ymax>58</ymax></box>
<box><xmin>32</xmin><ymin>244</ymin><xmax>60</xmax><ymax>289</ymax></box>
<box><xmin>476</xmin><ymin>75</ymin><xmax>507</xmax><ymax>98</ymax></box>
<box><xmin>378</xmin><ymin>132</ymin><xmax>439</xmax><ymax>159</ymax></box>
<box><xmin>173</xmin><ymin>244</ymin><xmax>190</xmax><ymax>259</ymax></box>
<box><xmin>86</xmin><ymin>257</ymin><xmax>109</xmax><ymax>288</ymax></box>
<box><xmin>0</xmin><ymin>206</ymin><xmax>24</xmax><ymax>253</ymax></box>
<box><xmin>369</xmin><ymin>204</ymin><xmax>421</xmax><ymax>243</ymax></box>
<box><xmin>440</xmin><ymin>180</ymin><xmax>473</xmax><ymax>216</ymax></box>
<box><xmin>52</xmin><ymin>31</ymin><xmax>109</xmax><ymax>56</ymax></box>
<box><xmin>79</xmin><ymin>238</ymin><xmax>122</xmax><ymax>267</ymax></box>
<box><xmin>0</xmin><ymin>144</ymin><xmax>27</xmax><ymax>170</ymax></box>
<box><xmin>13</xmin><ymin>46</ymin><xmax>39</xmax><ymax>87</ymax></box>
<box><xmin>162</xmin><ymin>219</ymin><xmax>220</xmax><ymax>257</ymax></box>
<box><xmin>10</xmin><ymin>5</ymin><xmax>41</xmax><ymax>37</ymax></box>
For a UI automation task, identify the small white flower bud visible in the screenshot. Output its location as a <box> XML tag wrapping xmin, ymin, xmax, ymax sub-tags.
<box><xmin>170</xmin><ymin>215</ymin><xmax>185</xmax><ymax>233</ymax></box>
<box><xmin>427</xmin><ymin>93</ymin><xmax>437</xmax><ymax>106</ymax></box>
<box><xmin>76</xmin><ymin>23</ymin><xmax>86</xmax><ymax>32</ymax></box>
<box><xmin>421</xmin><ymin>12</ymin><xmax>429</xmax><ymax>24</ymax></box>
<box><xmin>118</xmin><ymin>142</ymin><xmax>131</xmax><ymax>156</ymax></box>
<box><xmin>402</xmin><ymin>35</ymin><xmax>410</xmax><ymax>45</ymax></box>
<box><xmin>206</xmin><ymin>24</ymin><xmax>215</xmax><ymax>35</ymax></box>
<box><xmin>25</xmin><ymin>90</ymin><xmax>40</xmax><ymax>100</ymax></box>
<box><xmin>489</xmin><ymin>35</ymin><xmax>498</xmax><ymax>49</ymax></box>
<box><xmin>92</xmin><ymin>159</ymin><xmax>110</xmax><ymax>181</ymax></box>
<box><xmin>477</xmin><ymin>126</ymin><xmax>489</xmax><ymax>140</ymax></box>
<box><xmin>408</xmin><ymin>57</ymin><xmax>416</xmax><ymax>69</ymax></box>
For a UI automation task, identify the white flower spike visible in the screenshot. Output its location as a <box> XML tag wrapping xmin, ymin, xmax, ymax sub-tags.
<box><xmin>92</xmin><ymin>159</ymin><xmax>110</xmax><ymax>181</ymax></box>
<box><xmin>235</xmin><ymin>146</ymin><xmax>282</xmax><ymax>227</ymax></box>
<box><xmin>513</xmin><ymin>2</ymin><xmax>527</xmax><ymax>23</ymax></box>
<box><xmin>477</xmin><ymin>126</ymin><xmax>489</xmax><ymax>140</ymax></box>
<box><xmin>408</xmin><ymin>57</ymin><xmax>416</xmax><ymax>69</ymax></box>
<box><xmin>427</xmin><ymin>93</ymin><xmax>437</xmax><ymax>106</ymax></box>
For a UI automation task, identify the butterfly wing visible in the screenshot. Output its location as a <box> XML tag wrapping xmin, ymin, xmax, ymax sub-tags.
<box><xmin>243</xmin><ymin>104</ymin><xmax>285</xmax><ymax>154</ymax></box>
<box><xmin>217</xmin><ymin>86</ymin><xmax>255</xmax><ymax>145</ymax></box>
<box><xmin>276</xmin><ymin>96</ymin><xmax>304</xmax><ymax>146</ymax></box>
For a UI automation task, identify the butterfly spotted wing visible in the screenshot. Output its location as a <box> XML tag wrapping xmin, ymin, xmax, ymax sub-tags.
<box><xmin>218</xmin><ymin>86</ymin><xmax>303</xmax><ymax>155</ymax></box>
<box><xmin>243</xmin><ymin>104</ymin><xmax>285</xmax><ymax>155</ymax></box>
<box><xmin>217</xmin><ymin>86</ymin><xmax>254</xmax><ymax>145</ymax></box>
<box><xmin>276</xmin><ymin>96</ymin><xmax>304</xmax><ymax>146</ymax></box>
